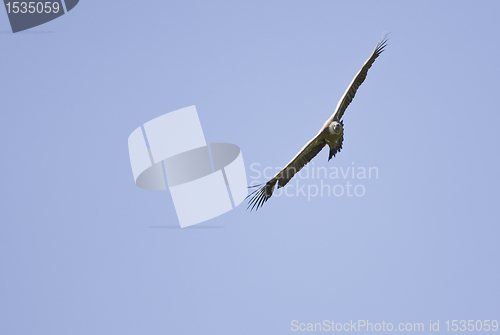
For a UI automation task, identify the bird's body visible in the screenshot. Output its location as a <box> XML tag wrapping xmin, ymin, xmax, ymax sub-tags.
<box><xmin>247</xmin><ymin>35</ymin><xmax>388</xmax><ymax>210</ymax></box>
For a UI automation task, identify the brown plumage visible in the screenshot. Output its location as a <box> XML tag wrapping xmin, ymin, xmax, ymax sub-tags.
<box><xmin>247</xmin><ymin>34</ymin><xmax>388</xmax><ymax>211</ymax></box>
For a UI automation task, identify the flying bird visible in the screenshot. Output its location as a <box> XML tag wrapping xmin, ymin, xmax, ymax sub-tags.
<box><xmin>247</xmin><ymin>35</ymin><xmax>388</xmax><ymax>211</ymax></box>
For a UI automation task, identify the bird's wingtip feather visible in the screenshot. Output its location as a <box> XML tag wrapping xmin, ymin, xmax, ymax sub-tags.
<box><xmin>246</xmin><ymin>182</ymin><xmax>275</xmax><ymax>211</ymax></box>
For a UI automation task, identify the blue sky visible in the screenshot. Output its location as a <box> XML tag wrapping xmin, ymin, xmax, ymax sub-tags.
<box><xmin>1</xmin><ymin>1</ymin><xmax>499</xmax><ymax>334</ymax></box>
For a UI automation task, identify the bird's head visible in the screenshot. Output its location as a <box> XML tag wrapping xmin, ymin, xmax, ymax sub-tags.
<box><xmin>328</xmin><ymin>122</ymin><xmax>343</xmax><ymax>135</ymax></box>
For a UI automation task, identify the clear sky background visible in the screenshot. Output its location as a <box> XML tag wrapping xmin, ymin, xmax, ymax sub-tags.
<box><xmin>1</xmin><ymin>1</ymin><xmax>499</xmax><ymax>334</ymax></box>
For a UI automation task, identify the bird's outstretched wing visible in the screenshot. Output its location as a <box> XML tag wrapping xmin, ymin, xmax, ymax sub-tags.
<box><xmin>274</xmin><ymin>135</ymin><xmax>326</xmax><ymax>189</ymax></box>
<box><xmin>329</xmin><ymin>34</ymin><xmax>388</xmax><ymax>122</ymax></box>
<box><xmin>246</xmin><ymin>135</ymin><xmax>326</xmax><ymax>211</ymax></box>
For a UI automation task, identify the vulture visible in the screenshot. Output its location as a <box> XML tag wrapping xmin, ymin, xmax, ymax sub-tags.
<box><xmin>247</xmin><ymin>35</ymin><xmax>388</xmax><ymax>211</ymax></box>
